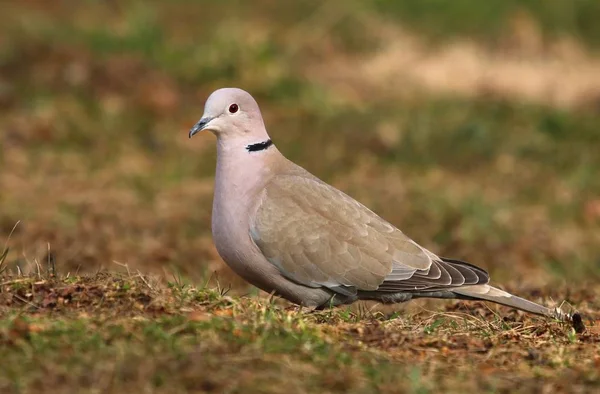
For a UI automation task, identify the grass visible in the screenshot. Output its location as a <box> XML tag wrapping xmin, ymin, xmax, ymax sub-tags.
<box><xmin>0</xmin><ymin>270</ymin><xmax>598</xmax><ymax>393</ymax></box>
<box><xmin>370</xmin><ymin>0</ymin><xmax>600</xmax><ymax>49</ymax></box>
<box><xmin>0</xmin><ymin>1</ymin><xmax>600</xmax><ymax>392</ymax></box>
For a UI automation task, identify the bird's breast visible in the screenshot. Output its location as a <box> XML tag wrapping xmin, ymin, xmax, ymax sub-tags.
<box><xmin>210</xmin><ymin>148</ymin><xmax>270</xmax><ymax>283</ymax></box>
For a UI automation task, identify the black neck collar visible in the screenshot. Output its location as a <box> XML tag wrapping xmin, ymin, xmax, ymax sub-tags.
<box><xmin>246</xmin><ymin>139</ymin><xmax>273</xmax><ymax>152</ymax></box>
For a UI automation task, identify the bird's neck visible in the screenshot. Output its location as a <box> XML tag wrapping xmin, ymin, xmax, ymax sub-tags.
<box><xmin>213</xmin><ymin>137</ymin><xmax>280</xmax><ymax>209</ymax></box>
<box><xmin>246</xmin><ymin>139</ymin><xmax>273</xmax><ymax>152</ymax></box>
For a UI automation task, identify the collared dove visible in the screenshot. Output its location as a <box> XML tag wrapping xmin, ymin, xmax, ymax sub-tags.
<box><xmin>189</xmin><ymin>87</ymin><xmax>567</xmax><ymax>320</ymax></box>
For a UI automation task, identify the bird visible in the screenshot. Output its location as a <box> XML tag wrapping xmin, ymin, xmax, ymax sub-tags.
<box><xmin>189</xmin><ymin>87</ymin><xmax>567</xmax><ymax>320</ymax></box>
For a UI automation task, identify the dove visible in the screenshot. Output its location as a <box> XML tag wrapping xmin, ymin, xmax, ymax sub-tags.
<box><xmin>189</xmin><ymin>87</ymin><xmax>567</xmax><ymax>320</ymax></box>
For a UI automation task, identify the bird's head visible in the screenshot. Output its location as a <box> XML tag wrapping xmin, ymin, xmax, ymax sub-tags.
<box><xmin>189</xmin><ymin>88</ymin><xmax>269</xmax><ymax>147</ymax></box>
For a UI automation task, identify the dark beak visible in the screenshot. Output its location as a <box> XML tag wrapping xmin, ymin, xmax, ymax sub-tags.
<box><xmin>189</xmin><ymin>117</ymin><xmax>212</xmax><ymax>138</ymax></box>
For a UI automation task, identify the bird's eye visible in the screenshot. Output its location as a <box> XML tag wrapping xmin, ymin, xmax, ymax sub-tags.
<box><xmin>228</xmin><ymin>104</ymin><xmax>239</xmax><ymax>114</ymax></box>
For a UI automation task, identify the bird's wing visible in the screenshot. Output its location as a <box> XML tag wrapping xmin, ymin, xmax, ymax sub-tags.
<box><xmin>250</xmin><ymin>175</ymin><xmax>487</xmax><ymax>294</ymax></box>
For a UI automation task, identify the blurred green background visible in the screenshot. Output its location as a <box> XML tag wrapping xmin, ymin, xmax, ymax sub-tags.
<box><xmin>1</xmin><ymin>0</ymin><xmax>599</xmax><ymax>290</ymax></box>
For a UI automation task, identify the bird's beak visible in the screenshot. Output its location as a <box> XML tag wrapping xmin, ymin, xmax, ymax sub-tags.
<box><xmin>189</xmin><ymin>117</ymin><xmax>213</xmax><ymax>138</ymax></box>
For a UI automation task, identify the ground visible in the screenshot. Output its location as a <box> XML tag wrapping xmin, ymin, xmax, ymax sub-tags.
<box><xmin>0</xmin><ymin>1</ymin><xmax>599</xmax><ymax>393</ymax></box>
<box><xmin>0</xmin><ymin>270</ymin><xmax>598</xmax><ymax>393</ymax></box>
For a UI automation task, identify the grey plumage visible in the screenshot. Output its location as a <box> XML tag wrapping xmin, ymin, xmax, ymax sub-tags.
<box><xmin>189</xmin><ymin>87</ymin><xmax>568</xmax><ymax>321</ymax></box>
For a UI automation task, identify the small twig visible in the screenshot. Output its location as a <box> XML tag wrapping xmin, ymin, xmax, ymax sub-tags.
<box><xmin>47</xmin><ymin>243</ymin><xmax>56</xmax><ymax>276</ymax></box>
<box><xmin>3</xmin><ymin>221</ymin><xmax>20</xmax><ymax>250</ymax></box>
<box><xmin>13</xmin><ymin>294</ymin><xmax>40</xmax><ymax>309</ymax></box>
<box><xmin>113</xmin><ymin>261</ymin><xmax>131</xmax><ymax>276</ymax></box>
<box><xmin>136</xmin><ymin>270</ymin><xmax>153</xmax><ymax>290</ymax></box>
<box><xmin>0</xmin><ymin>220</ymin><xmax>21</xmax><ymax>273</ymax></box>
<box><xmin>35</xmin><ymin>259</ymin><xmax>42</xmax><ymax>279</ymax></box>
<box><xmin>0</xmin><ymin>248</ymin><xmax>8</xmax><ymax>274</ymax></box>
<box><xmin>267</xmin><ymin>290</ymin><xmax>277</xmax><ymax>305</ymax></box>
<box><xmin>30</xmin><ymin>279</ymin><xmax>35</xmax><ymax>303</ymax></box>
<box><xmin>202</xmin><ymin>271</ymin><xmax>215</xmax><ymax>289</ymax></box>
<box><xmin>0</xmin><ymin>278</ymin><xmax>32</xmax><ymax>286</ymax></box>
<box><xmin>94</xmin><ymin>265</ymin><xmax>104</xmax><ymax>277</ymax></box>
<box><xmin>221</xmin><ymin>283</ymin><xmax>231</xmax><ymax>297</ymax></box>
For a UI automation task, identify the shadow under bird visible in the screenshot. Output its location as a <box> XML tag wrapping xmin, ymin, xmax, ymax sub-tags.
<box><xmin>189</xmin><ymin>87</ymin><xmax>568</xmax><ymax>320</ymax></box>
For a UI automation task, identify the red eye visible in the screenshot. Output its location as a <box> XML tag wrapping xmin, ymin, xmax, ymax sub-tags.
<box><xmin>229</xmin><ymin>104</ymin><xmax>239</xmax><ymax>113</ymax></box>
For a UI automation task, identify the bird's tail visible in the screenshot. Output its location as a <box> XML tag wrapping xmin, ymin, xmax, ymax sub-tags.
<box><xmin>451</xmin><ymin>284</ymin><xmax>569</xmax><ymax>321</ymax></box>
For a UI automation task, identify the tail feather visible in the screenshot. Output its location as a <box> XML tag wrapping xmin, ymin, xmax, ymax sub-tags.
<box><xmin>357</xmin><ymin>285</ymin><xmax>570</xmax><ymax>321</ymax></box>
<box><xmin>452</xmin><ymin>284</ymin><xmax>561</xmax><ymax>318</ymax></box>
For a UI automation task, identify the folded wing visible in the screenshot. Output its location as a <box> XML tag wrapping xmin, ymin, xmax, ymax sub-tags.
<box><xmin>250</xmin><ymin>175</ymin><xmax>488</xmax><ymax>295</ymax></box>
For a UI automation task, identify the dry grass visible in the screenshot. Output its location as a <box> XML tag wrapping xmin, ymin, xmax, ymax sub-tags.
<box><xmin>0</xmin><ymin>270</ymin><xmax>598</xmax><ymax>393</ymax></box>
<box><xmin>0</xmin><ymin>1</ymin><xmax>599</xmax><ymax>392</ymax></box>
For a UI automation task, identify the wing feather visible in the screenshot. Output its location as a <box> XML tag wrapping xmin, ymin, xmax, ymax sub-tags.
<box><xmin>250</xmin><ymin>175</ymin><xmax>490</xmax><ymax>295</ymax></box>
<box><xmin>250</xmin><ymin>175</ymin><xmax>433</xmax><ymax>291</ymax></box>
